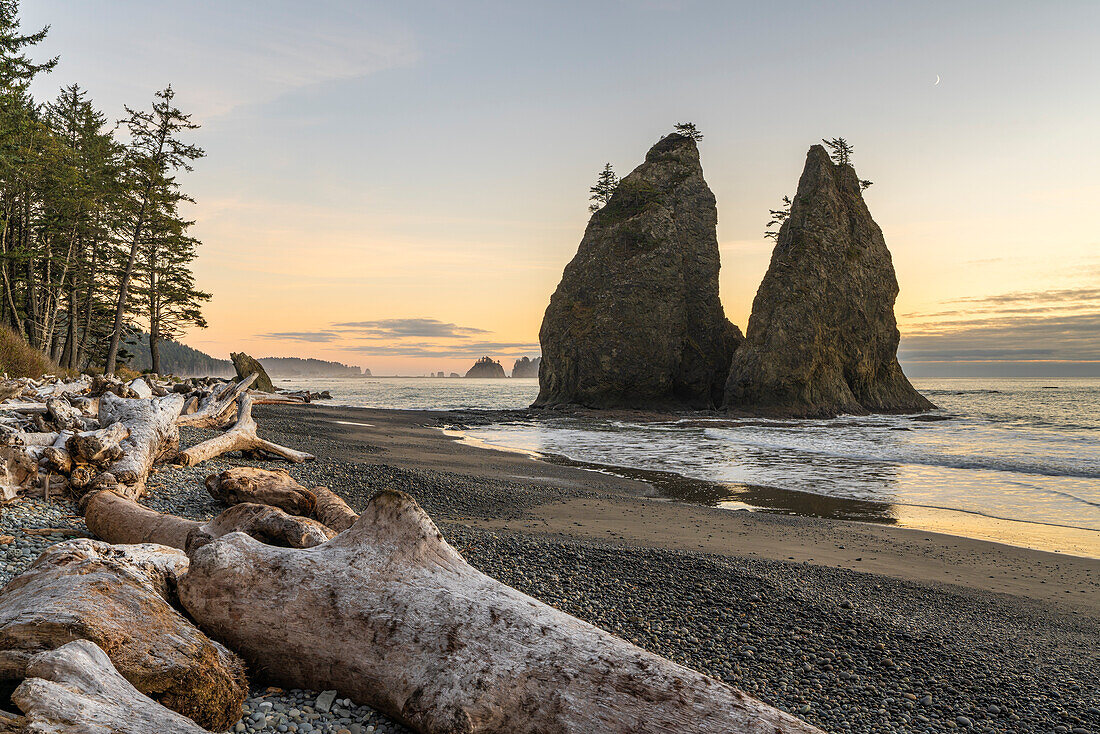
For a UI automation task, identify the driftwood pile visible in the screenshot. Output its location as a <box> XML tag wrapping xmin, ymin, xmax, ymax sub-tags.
<box><xmin>0</xmin><ymin>373</ymin><xmax>823</xmax><ymax>734</ymax></box>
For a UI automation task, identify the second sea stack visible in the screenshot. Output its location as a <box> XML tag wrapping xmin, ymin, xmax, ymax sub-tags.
<box><xmin>534</xmin><ymin>133</ymin><xmax>741</xmax><ymax>409</ymax></box>
<box><xmin>723</xmin><ymin>145</ymin><xmax>933</xmax><ymax>417</ymax></box>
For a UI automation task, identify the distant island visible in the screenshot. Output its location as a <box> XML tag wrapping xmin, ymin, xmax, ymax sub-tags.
<box><xmin>123</xmin><ymin>335</ymin><xmax>370</xmax><ymax>378</ymax></box>
<box><xmin>465</xmin><ymin>356</ymin><xmax>506</xmax><ymax>378</ymax></box>
<box><xmin>511</xmin><ymin>356</ymin><xmax>541</xmax><ymax>378</ymax></box>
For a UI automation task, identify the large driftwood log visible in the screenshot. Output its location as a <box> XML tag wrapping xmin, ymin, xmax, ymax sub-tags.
<box><xmin>176</xmin><ymin>395</ymin><xmax>314</xmax><ymax>466</ymax></box>
<box><xmin>96</xmin><ymin>393</ymin><xmax>184</xmax><ymax>498</ymax></box>
<box><xmin>11</xmin><ymin>640</ymin><xmax>209</xmax><ymax>734</ymax></box>
<box><xmin>180</xmin><ymin>491</ymin><xmax>822</xmax><ymax>734</ymax></box>
<box><xmin>83</xmin><ymin>490</ymin><xmax>334</xmax><ymax>551</ymax></box>
<box><xmin>203</xmin><ymin>467</ymin><xmax>356</xmax><ymax>531</ymax></box>
<box><xmin>67</xmin><ymin>422</ymin><xmax>129</xmax><ymax>464</ymax></box>
<box><xmin>205</xmin><ymin>466</ymin><xmax>317</xmax><ymax>515</ymax></box>
<box><xmin>177</xmin><ymin>374</ymin><xmax>256</xmax><ymax>428</ymax></box>
<box><xmin>312</xmin><ymin>485</ymin><xmax>358</xmax><ymax>532</ymax></box>
<box><xmin>0</xmin><ymin>539</ymin><xmax>246</xmax><ymax>730</ymax></box>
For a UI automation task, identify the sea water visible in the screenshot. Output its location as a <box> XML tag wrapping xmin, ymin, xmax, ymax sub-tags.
<box><xmin>276</xmin><ymin>376</ymin><xmax>1100</xmax><ymax>551</ymax></box>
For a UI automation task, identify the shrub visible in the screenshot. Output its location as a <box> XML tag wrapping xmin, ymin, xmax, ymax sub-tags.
<box><xmin>0</xmin><ymin>326</ymin><xmax>66</xmax><ymax>378</ymax></box>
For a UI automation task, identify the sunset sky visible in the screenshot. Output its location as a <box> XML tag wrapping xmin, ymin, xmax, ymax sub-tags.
<box><xmin>25</xmin><ymin>1</ymin><xmax>1099</xmax><ymax>376</ymax></box>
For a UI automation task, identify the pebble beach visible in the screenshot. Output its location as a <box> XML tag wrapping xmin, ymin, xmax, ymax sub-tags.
<box><xmin>1</xmin><ymin>404</ymin><xmax>1098</xmax><ymax>734</ymax></box>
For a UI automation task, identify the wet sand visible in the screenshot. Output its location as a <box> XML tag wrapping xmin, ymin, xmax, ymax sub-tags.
<box><xmin>260</xmin><ymin>404</ymin><xmax>1100</xmax><ymax>615</ymax></box>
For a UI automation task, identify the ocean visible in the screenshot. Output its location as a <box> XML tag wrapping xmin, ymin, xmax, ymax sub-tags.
<box><xmin>275</xmin><ymin>375</ymin><xmax>1100</xmax><ymax>555</ymax></box>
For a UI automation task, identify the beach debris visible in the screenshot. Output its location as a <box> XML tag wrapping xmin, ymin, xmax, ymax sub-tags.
<box><xmin>9</xmin><ymin>640</ymin><xmax>211</xmax><ymax>733</ymax></box>
<box><xmin>178</xmin><ymin>489</ymin><xmax>824</xmax><ymax>734</ymax></box>
<box><xmin>175</xmin><ymin>394</ymin><xmax>314</xmax><ymax>466</ymax></box>
<box><xmin>83</xmin><ymin>490</ymin><xmax>333</xmax><ymax>552</ymax></box>
<box><xmin>205</xmin><ymin>466</ymin><xmax>318</xmax><ymax>516</ymax></box>
<box><xmin>0</xmin><ymin>539</ymin><xmax>246</xmax><ymax>730</ymax></box>
<box><xmin>204</xmin><ymin>466</ymin><xmax>356</xmax><ymax>531</ymax></box>
<box><xmin>177</xmin><ymin>373</ymin><xmax>257</xmax><ymax>428</ymax></box>
<box><xmin>95</xmin><ymin>392</ymin><xmax>184</xmax><ymax>498</ymax></box>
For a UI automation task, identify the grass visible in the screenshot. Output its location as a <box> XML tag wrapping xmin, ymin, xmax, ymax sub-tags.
<box><xmin>0</xmin><ymin>326</ymin><xmax>68</xmax><ymax>379</ymax></box>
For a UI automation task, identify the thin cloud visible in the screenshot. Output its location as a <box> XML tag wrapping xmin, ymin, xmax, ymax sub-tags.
<box><xmin>332</xmin><ymin>318</ymin><xmax>491</xmax><ymax>338</ymax></box>
<box><xmin>256</xmin><ymin>331</ymin><xmax>340</xmax><ymax>342</ymax></box>
<box><xmin>346</xmin><ymin>341</ymin><xmax>541</xmax><ymax>359</ymax></box>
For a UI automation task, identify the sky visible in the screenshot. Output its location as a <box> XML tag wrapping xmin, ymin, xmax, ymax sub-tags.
<box><xmin>23</xmin><ymin>0</ymin><xmax>1100</xmax><ymax>376</ymax></box>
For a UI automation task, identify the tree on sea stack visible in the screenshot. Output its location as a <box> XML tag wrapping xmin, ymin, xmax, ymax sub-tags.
<box><xmin>822</xmin><ymin>136</ymin><xmax>854</xmax><ymax>166</ymax></box>
<box><xmin>105</xmin><ymin>85</ymin><xmax>204</xmax><ymax>375</ymax></box>
<box><xmin>675</xmin><ymin>121</ymin><xmax>703</xmax><ymax>141</ymax></box>
<box><xmin>588</xmin><ymin>162</ymin><xmax>619</xmax><ymax>212</ymax></box>
<box><xmin>764</xmin><ymin>195</ymin><xmax>792</xmax><ymax>240</ymax></box>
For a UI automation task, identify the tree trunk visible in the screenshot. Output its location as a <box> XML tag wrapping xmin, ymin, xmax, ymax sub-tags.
<box><xmin>11</xmin><ymin>640</ymin><xmax>212</xmax><ymax>734</ymax></box>
<box><xmin>180</xmin><ymin>490</ymin><xmax>823</xmax><ymax>734</ymax></box>
<box><xmin>175</xmin><ymin>394</ymin><xmax>313</xmax><ymax>466</ymax></box>
<box><xmin>95</xmin><ymin>392</ymin><xmax>184</xmax><ymax>498</ymax></box>
<box><xmin>0</xmin><ymin>539</ymin><xmax>246</xmax><ymax>730</ymax></box>
<box><xmin>176</xmin><ymin>373</ymin><xmax>256</xmax><ymax>428</ymax></box>
<box><xmin>83</xmin><ymin>490</ymin><xmax>335</xmax><ymax>551</ymax></box>
<box><xmin>204</xmin><ymin>466</ymin><xmax>317</xmax><ymax>516</ymax></box>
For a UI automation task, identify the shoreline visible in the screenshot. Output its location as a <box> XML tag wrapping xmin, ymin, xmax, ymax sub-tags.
<box><xmin>2</xmin><ymin>401</ymin><xmax>1096</xmax><ymax>733</ymax></box>
<box><xmin>254</xmin><ymin>403</ymin><xmax>1100</xmax><ymax>613</ymax></box>
<box><xmin>449</xmin><ymin>426</ymin><xmax>1100</xmax><ymax>559</ymax></box>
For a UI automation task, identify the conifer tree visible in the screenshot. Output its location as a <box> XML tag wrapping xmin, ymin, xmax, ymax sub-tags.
<box><xmin>674</xmin><ymin>122</ymin><xmax>703</xmax><ymax>141</ymax></box>
<box><xmin>588</xmin><ymin>162</ymin><xmax>618</xmax><ymax>213</ymax></box>
<box><xmin>105</xmin><ymin>85</ymin><xmax>204</xmax><ymax>375</ymax></box>
<box><xmin>822</xmin><ymin>137</ymin><xmax>854</xmax><ymax>166</ymax></box>
<box><xmin>764</xmin><ymin>195</ymin><xmax>792</xmax><ymax>241</ymax></box>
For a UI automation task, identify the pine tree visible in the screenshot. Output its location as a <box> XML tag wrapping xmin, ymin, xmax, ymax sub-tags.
<box><xmin>674</xmin><ymin>122</ymin><xmax>703</xmax><ymax>141</ymax></box>
<box><xmin>764</xmin><ymin>195</ymin><xmax>792</xmax><ymax>241</ymax></box>
<box><xmin>822</xmin><ymin>137</ymin><xmax>854</xmax><ymax>166</ymax></box>
<box><xmin>860</xmin><ymin>179</ymin><xmax>873</xmax><ymax>191</ymax></box>
<box><xmin>104</xmin><ymin>85</ymin><xmax>204</xmax><ymax>375</ymax></box>
<box><xmin>588</xmin><ymin>162</ymin><xmax>618</xmax><ymax>213</ymax></box>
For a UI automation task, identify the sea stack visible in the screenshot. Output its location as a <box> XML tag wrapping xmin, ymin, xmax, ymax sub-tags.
<box><xmin>723</xmin><ymin>145</ymin><xmax>933</xmax><ymax>417</ymax></box>
<box><xmin>511</xmin><ymin>356</ymin><xmax>541</xmax><ymax>378</ymax></box>
<box><xmin>464</xmin><ymin>356</ymin><xmax>506</xmax><ymax>378</ymax></box>
<box><xmin>534</xmin><ymin>133</ymin><xmax>741</xmax><ymax>409</ymax></box>
<box><xmin>230</xmin><ymin>352</ymin><xmax>274</xmax><ymax>393</ymax></box>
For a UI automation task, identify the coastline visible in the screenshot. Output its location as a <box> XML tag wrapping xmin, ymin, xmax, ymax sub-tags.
<box><xmin>3</xmin><ymin>401</ymin><xmax>1097</xmax><ymax>733</ymax></box>
<box><xmin>254</xmin><ymin>403</ymin><xmax>1100</xmax><ymax>612</ymax></box>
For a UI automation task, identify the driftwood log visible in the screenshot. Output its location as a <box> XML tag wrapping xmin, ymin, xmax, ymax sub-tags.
<box><xmin>96</xmin><ymin>393</ymin><xmax>184</xmax><ymax>498</ymax></box>
<box><xmin>176</xmin><ymin>395</ymin><xmax>314</xmax><ymax>466</ymax></box>
<box><xmin>83</xmin><ymin>490</ymin><xmax>334</xmax><ymax>551</ymax></box>
<box><xmin>204</xmin><ymin>466</ymin><xmax>357</xmax><ymax>531</ymax></box>
<box><xmin>177</xmin><ymin>374</ymin><xmax>256</xmax><ymax>429</ymax></box>
<box><xmin>204</xmin><ymin>466</ymin><xmax>317</xmax><ymax>516</ymax></box>
<box><xmin>67</xmin><ymin>422</ymin><xmax>129</xmax><ymax>464</ymax></box>
<box><xmin>0</xmin><ymin>539</ymin><xmax>246</xmax><ymax>730</ymax></box>
<box><xmin>180</xmin><ymin>490</ymin><xmax>822</xmax><ymax>734</ymax></box>
<box><xmin>11</xmin><ymin>640</ymin><xmax>209</xmax><ymax>734</ymax></box>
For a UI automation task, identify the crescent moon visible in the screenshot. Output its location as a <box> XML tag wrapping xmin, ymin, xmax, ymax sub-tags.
<box><xmin>934</xmin><ymin>74</ymin><xmax>941</xmax><ymax>86</ymax></box>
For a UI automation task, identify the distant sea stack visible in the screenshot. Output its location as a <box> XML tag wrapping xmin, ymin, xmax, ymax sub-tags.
<box><xmin>465</xmin><ymin>356</ymin><xmax>506</xmax><ymax>378</ymax></box>
<box><xmin>723</xmin><ymin>145</ymin><xmax>934</xmax><ymax>417</ymax></box>
<box><xmin>512</xmin><ymin>356</ymin><xmax>541</xmax><ymax>378</ymax></box>
<box><xmin>534</xmin><ymin>133</ymin><xmax>741</xmax><ymax>409</ymax></box>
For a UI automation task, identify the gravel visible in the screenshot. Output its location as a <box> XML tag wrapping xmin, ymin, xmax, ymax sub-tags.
<box><xmin>1</xmin><ymin>418</ymin><xmax>1097</xmax><ymax>734</ymax></box>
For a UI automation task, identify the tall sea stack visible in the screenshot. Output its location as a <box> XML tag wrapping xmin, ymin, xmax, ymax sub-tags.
<box><xmin>723</xmin><ymin>145</ymin><xmax>933</xmax><ymax>417</ymax></box>
<box><xmin>534</xmin><ymin>134</ymin><xmax>740</xmax><ymax>409</ymax></box>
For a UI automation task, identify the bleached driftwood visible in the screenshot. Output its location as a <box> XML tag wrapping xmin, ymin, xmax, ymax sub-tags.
<box><xmin>83</xmin><ymin>490</ymin><xmax>333</xmax><ymax>551</ymax></box>
<box><xmin>312</xmin><ymin>485</ymin><xmax>358</xmax><ymax>532</ymax></box>
<box><xmin>11</xmin><ymin>640</ymin><xmax>209</xmax><ymax>734</ymax></box>
<box><xmin>0</xmin><ymin>401</ymin><xmax>48</xmax><ymax>414</ymax></box>
<box><xmin>203</xmin><ymin>466</ymin><xmax>355</xmax><ymax>531</ymax></box>
<box><xmin>176</xmin><ymin>395</ymin><xmax>313</xmax><ymax>466</ymax></box>
<box><xmin>96</xmin><ymin>392</ymin><xmax>184</xmax><ymax>498</ymax></box>
<box><xmin>46</xmin><ymin>397</ymin><xmax>85</xmax><ymax>431</ymax></box>
<box><xmin>180</xmin><ymin>490</ymin><xmax>822</xmax><ymax>734</ymax></box>
<box><xmin>0</xmin><ymin>445</ymin><xmax>37</xmax><ymax>502</ymax></box>
<box><xmin>0</xmin><ymin>539</ymin><xmax>246</xmax><ymax>730</ymax></box>
<box><xmin>205</xmin><ymin>466</ymin><xmax>317</xmax><ymax>516</ymax></box>
<box><xmin>127</xmin><ymin>377</ymin><xmax>153</xmax><ymax>399</ymax></box>
<box><xmin>177</xmin><ymin>374</ymin><xmax>256</xmax><ymax>428</ymax></box>
<box><xmin>67</xmin><ymin>422</ymin><xmax>129</xmax><ymax>464</ymax></box>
